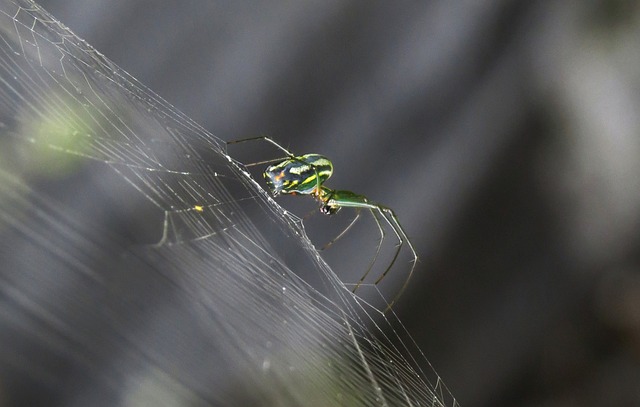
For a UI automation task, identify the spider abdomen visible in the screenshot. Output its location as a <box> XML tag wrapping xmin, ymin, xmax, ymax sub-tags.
<box><xmin>264</xmin><ymin>154</ymin><xmax>333</xmax><ymax>196</ymax></box>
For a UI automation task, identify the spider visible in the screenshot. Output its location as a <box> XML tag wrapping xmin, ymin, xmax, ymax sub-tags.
<box><xmin>227</xmin><ymin>136</ymin><xmax>417</xmax><ymax>312</ymax></box>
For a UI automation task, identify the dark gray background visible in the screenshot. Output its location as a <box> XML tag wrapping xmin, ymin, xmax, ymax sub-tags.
<box><xmin>34</xmin><ymin>1</ymin><xmax>640</xmax><ymax>405</ymax></box>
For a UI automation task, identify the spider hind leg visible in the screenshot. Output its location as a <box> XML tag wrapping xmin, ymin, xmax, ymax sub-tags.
<box><xmin>350</xmin><ymin>208</ymin><xmax>385</xmax><ymax>294</ymax></box>
<box><xmin>375</xmin><ymin>207</ymin><xmax>418</xmax><ymax>313</ymax></box>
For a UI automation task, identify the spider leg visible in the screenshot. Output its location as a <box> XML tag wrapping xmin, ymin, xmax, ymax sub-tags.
<box><xmin>227</xmin><ymin>136</ymin><xmax>295</xmax><ymax>157</ymax></box>
<box><xmin>241</xmin><ymin>157</ymin><xmax>292</xmax><ymax>168</ymax></box>
<box><xmin>320</xmin><ymin>208</ymin><xmax>362</xmax><ymax>251</ymax></box>
<box><xmin>299</xmin><ymin>207</ymin><xmax>313</xmax><ymax>221</ymax></box>
<box><xmin>373</xmin><ymin>207</ymin><xmax>418</xmax><ymax>313</ymax></box>
<box><xmin>373</xmin><ymin>208</ymin><xmax>403</xmax><ymax>286</ymax></box>
<box><xmin>350</xmin><ymin>208</ymin><xmax>385</xmax><ymax>293</ymax></box>
<box><xmin>226</xmin><ymin>136</ymin><xmax>299</xmax><ymax>170</ymax></box>
<box><xmin>315</xmin><ymin>190</ymin><xmax>417</xmax><ymax>312</ymax></box>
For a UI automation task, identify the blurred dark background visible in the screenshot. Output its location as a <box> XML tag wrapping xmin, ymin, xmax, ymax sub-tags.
<box><xmin>30</xmin><ymin>0</ymin><xmax>640</xmax><ymax>405</ymax></box>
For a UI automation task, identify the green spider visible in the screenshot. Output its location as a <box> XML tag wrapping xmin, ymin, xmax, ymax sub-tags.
<box><xmin>227</xmin><ymin>136</ymin><xmax>417</xmax><ymax>312</ymax></box>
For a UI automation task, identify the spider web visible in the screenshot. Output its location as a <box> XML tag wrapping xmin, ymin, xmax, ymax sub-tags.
<box><xmin>0</xmin><ymin>1</ymin><xmax>458</xmax><ymax>406</ymax></box>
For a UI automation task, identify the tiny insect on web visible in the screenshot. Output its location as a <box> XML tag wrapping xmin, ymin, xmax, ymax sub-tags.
<box><xmin>226</xmin><ymin>136</ymin><xmax>417</xmax><ymax>312</ymax></box>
